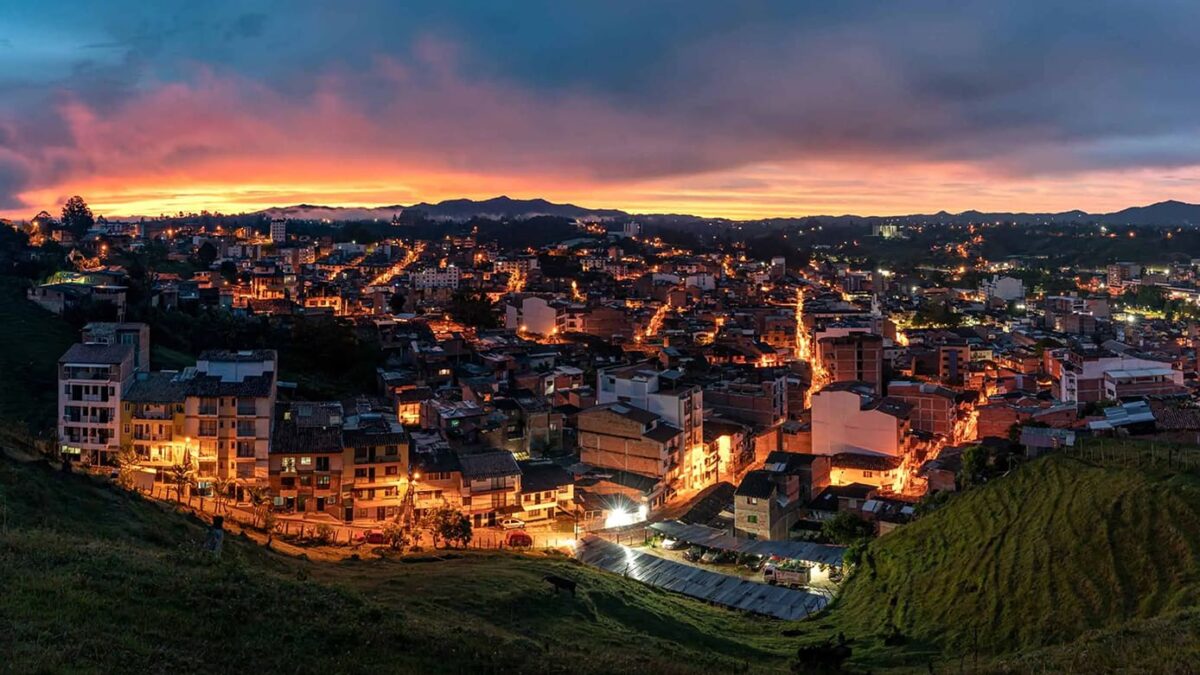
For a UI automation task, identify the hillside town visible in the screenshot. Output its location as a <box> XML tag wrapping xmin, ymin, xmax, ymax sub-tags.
<box><xmin>6</xmin><ymin>198</ymin><xmax>1200</xmax><ymax>618</ymax></box>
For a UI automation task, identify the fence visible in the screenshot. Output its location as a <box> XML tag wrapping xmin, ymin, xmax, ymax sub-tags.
<box><xmin>1064</xmin><ymin>438</ymin><xmax>1200</xmax><ymax>472</ymax></box>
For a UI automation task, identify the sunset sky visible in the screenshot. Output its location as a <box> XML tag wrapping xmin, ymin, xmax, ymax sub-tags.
<box><xmin>2</xmin><ymin>1</ymin><xmax>1200</xmax><ymax>220</ymax></box>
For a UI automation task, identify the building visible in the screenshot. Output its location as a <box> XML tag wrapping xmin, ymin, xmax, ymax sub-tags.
<box><xmin>596</xmin><ymin>364</ymin><xmax>703</xmax><ymax>451</ymax></box>
<box><xmin>58</xmin><ymin>343</ymin><xmax>137</xmax><ymax>464</ymax></box>
<box><xmin>342</xmin><ymin>409</ymin><xmax>410</xmax><ymax>522</ymax></box>
<box><xmin>1058</xmin><ymin>350</ymin><xmax>1179</xmax><ymax>402</ymax></box>
<box><xmin>458</xmin><ymin>450</ymin><xmax>522</xmax><ymax>529</ymax></box>
<box><xmin>938</xmin><ymin>340</ymin><xmax>971</xmax><ymax>386</ymax></box>
<box><xmin>704</xmin><ymin>370</ymin><xmax>788</xmax><ymax>427</ymax></box>
<box><xmin>577</xmin><ymin>403</ymin><xmax>682</xmax><ymax>483</ymax></box>
<box><xmin>270</xmin><ymin>218</ymin><xmax>287</xmax><ymax>243</ymax></box>
<box><xmin>734</xmin><ymin>452</ymin><xmax>830</xmax><ymax>540</ymax></box>
<box><xmin>179</xmin><ymin>350</ymin><xmax>278</xmax><ymax>486</ymax></box>
<box><xmin>818</xmin><ymin>333</ymin><xmax>884</xmax><ymax>394</ymax></box>
<box><xmin>886</xmin><ymin>381</ymin><xmax>958</xmax><ymax>438</ymax></box>
<box><xmin>82</xmin><ymin>322</ymin><xmax>151</xmax><ymax>373</ymax></box>
<box><xmin>517</xmin><ymin>460</ymin><xmax>575</xmax><ymax>524</ymax></box>
<box><xmin>410</xmin><ymin>266</ymin><xmax>461</xmax><ymax>290</ymax></box>
<box><xmin>810</xmin><ymin>382</ymin><xmax>911</xmax><ymax>458</ymax></box>
<box><xmin>270</xmin><ymin>402</ymin><xmax>346</xmax><ymax>518</ymax></box>
<box><xmin>504</xmin><ymin>295</ymin><xmax>568</xmax><ymax>336</ymax></box>
<box><xmin>979</xmin><ymin>275</ymin><xmax>1025</xmax><ymax>301</ymax></box>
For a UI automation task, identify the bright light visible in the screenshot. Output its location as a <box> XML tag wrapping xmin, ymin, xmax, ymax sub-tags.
<box><xmin>604</xmin><ymin>504</ymin><xmax>648</xmax><ymax>529</ymax></box>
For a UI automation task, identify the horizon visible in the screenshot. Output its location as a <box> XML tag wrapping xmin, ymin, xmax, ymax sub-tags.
<box><xmin>3</xmin><ymin>3</ymin><xmax>1200</xmax><ymax>219</ymax></box>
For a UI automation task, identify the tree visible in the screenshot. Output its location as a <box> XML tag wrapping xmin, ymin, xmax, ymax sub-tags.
<box><xmin>195</xmin><ymin>241</ymin><xmax>218</xmax><ymax>268</ymax></box>
<box><xmin>115</xmin><ymin>444</ymin><xmax>141</xmax><ymax>491</ymax></box>
<box><xmin>219</xmin><ymin>261</ymin><xmax>239</xmax><ymax>285</ymax></box>
<box><xmin>382</xmin><ymin>518</ymin><xmax>411</xmax><ymax>551</ymax></box>
<box><xmin>388</xmin><ymin>291</ymin><xmax>407</xmax><ymax>314</ymax></box>
<box><xmin>167</xmin><ymin>457</ymin><xmax>193</xmax><ymax>503</ymax></box>
<box><xmin>248</xmin><ymin>486</ymin><xmax>272</xmax><ymax>528</ymax></box>
<box><xmin>212</xmin><ymin>477</ymin><xmax>234</xmax><ymax>514</ymax></box>
<box><xmin>423</xmin><ymin>504</ymin><xmax>472</xmax><ymax>549</ymax></box>
<box><xmin>958</xmin><ymin>445</ymin><xmax>989</xmax><ymax>490</ymax></box>
<box><xmin>61</xmin><ymin>196</ymin><xmax>95</xmax><ymax>238</ymax></box>
<box><xmin>821</xmin><ymin>511</ymin><xmax>874</xmax><ymax>545</ymax></box>
<box><xmin>449</xmin><ymin>290</ymin><xmax>498</xmax><ymax>329</ymax></box>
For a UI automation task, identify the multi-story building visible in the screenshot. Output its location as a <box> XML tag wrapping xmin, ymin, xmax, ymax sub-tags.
<box><xmin>342</xmin><ymin>410</ymin><xmax>409</xmax><ymax>523</ymax></box>
<box><xmin>704</xmin><ymin>370</ymin><xmax>788</xmax><ymax>427</ymax></box>
<box><xmin>271</xmin><ymin>401</ymin><xmax>346</xmax><ymax>517</ymax></box>
<box><xmin>458</xmin><ymin>450</ymin><xmax>522</xmax><ymax>529</ymax></box>
<box><xmin>270</xmin><ymin>218</ymin><xmax>287</xmax><ymax>243</ymax></box>
<box><xmin>410</xmin><ymin>266</ymin><xmax>461</xmax><ymax>290</ymax></box>
<box><xmin>82</xmin><ymin>322</ymin><xmax>151</xmax><ymax>373</ymax></box>
<box><xmin>179</xmin><ymin>350</ymin><xmax>278</xmax><ymax>486</ymax></box>
<box><xmin>504</xmin><ymin>295</ymin><xmax>568</xmax><ymax>336</ymax></box>
<box><xmin>577</xmin><ymin>403</ymin><xmax>683</xmax><ymax>482</ymax></box>
<box><xmin>596</xmin><ymin>364</ymin><xmax>703</xmax><ymax>451</ymax></box>
<box><xmin>819</xmin><ymin>333</ymin><xmax>884</xmax><ymax>394</ymax></box>
<box><xmin>58</xmin><ymin>343</ymin><xmax>137</xmax><ymax>464</ymax></box>
<box><xmin>1058</xmin><ymin>349</ymin><xmax>1178</xmax><ymax>402</ymax></box>
<box><xmin>734</xmin><ymin>451</ymin><xmax>830</xmax><ymax>540</ymax></box>
<box><xmin>810</xmin><ymin>382</ymin><xmax>911</xmax><ymax>458</ymax></box>
<box><xmin>887</xmin><ymin>381</ymin><xmax>959</xmax><ymax>438</ymax></box>
<box><xmin>122</xmin><ymin>371</ymin><xmax>187</xmax><ymax>477</ymax></box>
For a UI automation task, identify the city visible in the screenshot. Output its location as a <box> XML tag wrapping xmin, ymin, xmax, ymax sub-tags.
<box><xmin>4</xmin><ymin>3</ymin><xmax>1200</xmax><ymax>674</ymax></box>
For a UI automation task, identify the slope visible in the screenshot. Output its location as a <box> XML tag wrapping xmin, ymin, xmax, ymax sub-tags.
<box><xmin>0</xmin><ymin>452</ymin><xmax>800</xmax><ymax>674</ymax></box>
<box><xmin>826</xmin><ymin>452</ymin><xmax>1200</xmax><ymax>668</ymax></box>
<box><xmin>0</xmin><ymin>277</ymin><xmax>78</xmax><ymax>430</ymax></box>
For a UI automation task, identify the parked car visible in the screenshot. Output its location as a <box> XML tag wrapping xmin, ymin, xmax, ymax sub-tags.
<box><xmin>700</xmin><ymin>549</ymin><xmax>734</xmax><ymax>564</ymax></box>
<box><xmin>505</xmin><ymin>531</ymin><xmax>533</xmax><ymax>548</ymax></box>
<box><xmin>364</xmin><ymin>530</ymin><xmax>386</xmax><ymax>545</ymax></box>
<box><xmin>661</xmin><ymin>537</ymin><xmax>686</xmax><ymax>550</ymax></box>
<box><xmin>500</xmin><ymin>517</ymin><xmax>526</xmax><ymax>530</ymax></box>
<box><xmin>740</xmin><ymin>554</ymin><xmax>765</xmax><ymax>571</ymax></box>
<box><xmin>683</xmin><ymin>546</ymin><xmax>705</xmax><ymax>562</ymax></box>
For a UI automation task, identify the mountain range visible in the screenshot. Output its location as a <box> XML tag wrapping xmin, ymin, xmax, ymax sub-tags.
<box><xmin>255</xmin><ymin>196</ymin><xmax>1200</xmax><ymax>227</ymax></box>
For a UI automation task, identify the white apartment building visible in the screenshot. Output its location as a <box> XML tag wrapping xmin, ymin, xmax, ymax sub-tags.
<box><xmin>58</xmin><ymin>342</ymin><xmax>136</xmax><ymax>464</ymax></box>
<box><xmin>810</xmin><ymin>382</ymin><xmax>909</xmax><ymax>457</ymax></box>
<box><xmin>270</xmin><ymin>219</ymin><xmax>287</xmax><ymax>243</ymax></box>
<box><xmin>410</xmin><ymin>266</ymin><xmax>461</xmax><ymax>290</ymax></box>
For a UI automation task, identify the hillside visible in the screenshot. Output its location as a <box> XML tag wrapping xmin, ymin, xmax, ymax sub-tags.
<box><xmin>0</xmin><ymin>452</ymin><xmax>799</xmax><ymax>673</ymax></box>
<box><xmin>0</xmin><ymin>277</ymin><xmax>77</xmax><ymax>430</ymax></box>
<box><xmin>825</xmin><ymin>451</ymin><xmax>1200</xmax><ymax>669</ymax></box>
<box><xmin>5</xmin><ymin>430</ymin><xmax>1200</xmax><ymax>671</ymax></box>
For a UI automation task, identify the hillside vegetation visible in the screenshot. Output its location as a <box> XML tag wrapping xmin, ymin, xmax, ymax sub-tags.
<box><xmin>827</xmin><ymin>451</ymin><xmax>1200</xmax><ymax>670</ymax></box>
<box><xmin>0</xmin><ymin>277</ymin><xmax>77</xmax><ymax>430</ymax></box>
<box><xmin>0</xmin><ymin>452</ymin><xmax>799</xmax><ymax>674</ymax></box>
<box><xmin>6</xmin><ymin>420</ymin><xmax>1200</xmax><ymax>672</ymax></box>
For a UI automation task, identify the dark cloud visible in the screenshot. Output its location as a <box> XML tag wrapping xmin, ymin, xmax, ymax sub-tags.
<box><xmin>1</xmin><ymin>1</ymin><xmax>1199</xmax><ymax>210</ymax></box>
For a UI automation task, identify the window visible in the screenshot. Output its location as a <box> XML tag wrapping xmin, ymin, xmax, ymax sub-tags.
<box><xmin>385</xmin><ymin>466</ymin><xmax>399</xmax><ymax>476</ymax></box>
<box><xmin>863</xmin><ymin>471</ymin><xmax>873</xmax><ymax>478</ymax></box>
<box><xmin>747</xmin><ymin>497</ymin><xmax>758</xmax><ymax>505</ymax></box>
<box><xmin>299</xmin><ymin>456</ymin><xmax>313</xmax><ymax>467</ymax></box>
<box><xmin>354</xmin><ymin>468</ymin><xmax>367</xmax><ymax>478</ymax></box>
<box><xmin>236</xmin><ymin>441</ymin><xmax>255</xmax><ymax>458</ymax></box>
<box><xmin>280</xmin><ymin>457</ymin><xmax>296</xmax><ymax>472</ymax></box>
<box><xmin>746</xmin><ymin>515</ymin><xmax>758</xmax><ymax>524</ymax></box>
<box><xmin>198</xmin><ymin>420</ymin><xmax>218</xmax><ymax>437</ymax></box>
<box><xmin>315</xmin><ymin>457</ymin><xmax>330</xmax><ymax>471</ymax></box>
<box><xmin>316</xmin><ymin>475</ymin><xmax>331</xmax><ymax>488</ymax></box>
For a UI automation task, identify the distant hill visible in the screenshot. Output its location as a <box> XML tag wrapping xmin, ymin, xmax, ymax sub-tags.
<box><xmin>256</xmin><ymin>196</ymin><xmax>627</xmax><ymax>223</ymax></box>
<box><xmin>253</xmin><ymin>197</ymin><xmax>1200</xmax><ymax>227</ymax></box>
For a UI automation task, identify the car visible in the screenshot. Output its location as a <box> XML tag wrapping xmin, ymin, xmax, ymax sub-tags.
<box><xmin>661</xmin><ymin>537</ymin><xmax>686</xmax><ymax>550</ymax></box>
<box><xmin>683</xmin><ymin>546</ymin><xmax>705</xmax><ymax>562</ymax></box>
<box><xmin>701</xmin><ymin>549</ymin><xmax>734</xmax><ymax>564</ymax></box>
<box><xmin>500</xmin><ymin>517</ymin><xmax>526</xmax><ymax>530</ymax></box>
<box><xmin>505</xmin><ymin>531</ymin><xmax>533</xmax><ymax>548</ymax></box>
<box><xmin>364</xmin><ymin>530</ymin><xmax>386</xmax><ymax>545</ymax></box>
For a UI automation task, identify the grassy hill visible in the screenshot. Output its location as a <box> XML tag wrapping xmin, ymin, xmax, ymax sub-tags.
<box><xmin>0</xmin><ymin>277</ymin><xmax>77</xmax><ymax>431</ymax></box>
<box><xmin>0</xmin><ymin>452</ymin><xmax>800</xmax><ymax>673</ymax></box>
<box><xmin>6</xmin><ymin>420</ymin><xmax>1200</xmax><ymax>672</ymax></box>
<box><xmin>824</xmin><ymin>451</ymin><xmax>1200</xmax><ymax>670</ymax></box>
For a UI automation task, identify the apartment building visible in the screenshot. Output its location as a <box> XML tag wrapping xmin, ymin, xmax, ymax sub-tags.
<box><xmin>179</xmin><ymin>350</ymin><xmax>278</xmax><ymax>486</ymax></box>
<box><xmin>819</xmin><ymin>333</ymin><xmax>884</xmax><ymax>394</ymax></box>
<box><xmin>596</xmin><ymin>364</ymin><xmax>703</xmax><ymax>451</ymax></box>
<box><xmin>810</xmin><ymin>382</ymin><xmax>911</xmax><ymax>458</ymax></box>
<box><xmin>887</xmin><ymin>381</ymin><xmax>958</xmax><ymax>438</ymax></box>
<box><xmin>342</xmin><ymin>410</ymin><xmax>409</xmax><ymax>522</ymax></box>
<box><xmin>58</xmin><ymin>343</ymin><xmax>137</xmax><ymax>464</ymax></box>
<box><xmin>82</xmin><ymin>322</ymin><xmax>151</xmax><ymax>373</ymax></box>
<box><xmin>577</xmin><ymin>403</ymin><xmax>683</xmax><ymax>481</ymax></box>
<box><xmin>458</xmin><ymin>450</ymin><xmax>522</xmax><ymax>529</ymax></box>
<box><xmin>271</xmin><ymin>402</ymin><xmax>346</xmax><ymax>518</ymax></box>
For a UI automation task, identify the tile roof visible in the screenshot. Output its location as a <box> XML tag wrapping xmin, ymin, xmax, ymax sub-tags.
<box><xmin>59</xmin><ymin>342</ymin><xmax>133</xmax><ymax>365</ymax></box>
<box><xmin>458</xmin><ymin>450</ymin><xmax>520</xmax><ymax>479</ymax></box>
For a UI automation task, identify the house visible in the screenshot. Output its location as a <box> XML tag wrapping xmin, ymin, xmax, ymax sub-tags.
<box><xmin>271</xmin><ymin>402</ymin><xmax>346</xmax><ymax>518</ymax></box>
<box><xmin>517</xmin><ymin>460</ymin><xmax>575</xmax><ymax>524</ymax></box>
<box><xmin>733</xmin><ymin>451</ymin><xmax>831</xmax><ymax>540</ymax></box>
<box><xmin>458</xmin><ymin>449</ymin><xmax>522</xmax><ymax>528</ymax></box>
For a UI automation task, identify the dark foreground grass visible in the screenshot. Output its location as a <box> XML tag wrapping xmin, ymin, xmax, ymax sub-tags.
<box><xmin>5</xmin><ymin>439</ymin><xmax>1200</xmax><ymax>673</ymax></box>
<box><xmin>0</xmin><ymin>454</ymin><xmax>800</xmax><ymax>673</ymax></box>
<box><xmin>0</xmin><ymin>277</ymin><xmax>77</xmax><ymax>430</ymax></box>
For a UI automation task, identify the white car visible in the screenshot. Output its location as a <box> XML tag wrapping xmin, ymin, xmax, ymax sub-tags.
<box><xmin>661</xmin><ymin>537</ymin><xmax>686</xmax><ymax>550</ymax></box>
<box><xmin>500</xmin><ymin>518</ymin><xmax>526</xmax><ymax>530</ymax></box>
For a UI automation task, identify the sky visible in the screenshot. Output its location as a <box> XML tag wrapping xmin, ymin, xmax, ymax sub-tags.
<box><xmin>2</xmin><ymin>1</ymin><xmax>1200</xmax><ymax>220</ymax></box>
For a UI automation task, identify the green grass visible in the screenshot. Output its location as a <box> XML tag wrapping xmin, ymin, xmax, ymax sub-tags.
<box><xmin>823</xmin><ymin>451</ymin><xmax>1200</xmax><ymax>669</ymax></box>
<box><xmin>0</xmin><ymin>452</ymin><xmax>800</xmax><ymax>673</ymax></box>
<box><xmin>6</xmin><ymin>427</ymin><xmax>1200</xmax><ymax>672</ymax></box>
<box><xmin>0</xmin><ymin>277</ymin><xmax>77</xmax><ymax>431</ymax></box>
